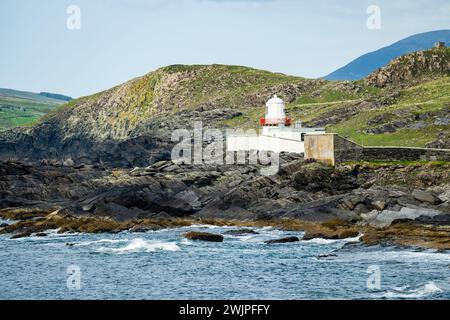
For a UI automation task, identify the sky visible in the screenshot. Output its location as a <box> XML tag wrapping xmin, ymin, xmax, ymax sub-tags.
<box><xmin>0</xmin><ymin>0</ymin><xmax>449</xmax><ymax>98</ymax></box>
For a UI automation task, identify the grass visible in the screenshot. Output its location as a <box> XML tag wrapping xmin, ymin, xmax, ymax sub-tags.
<box><xmin>223</xmin><ymin>75</ymin><xmax>449</xmax><ymax>149</ymax></box>
<box><xmin>0</xmin><ymin>96</ymin><xmax>61</xmax><ymax>131</ymax></box>
<box><xmin>329</xmin><ymin>77</ymin><xmax>450</xmax><ymax>147</ymax></box>
<box><xmin>2</xmin><ymin>61</ymin><xmax>447</xmax><ymax>150</ymax></box>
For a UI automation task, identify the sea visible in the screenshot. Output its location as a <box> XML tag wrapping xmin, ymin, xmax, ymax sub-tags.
<box><xmin>1</xmin><ymin>218</ymin><xmax>449</xmax><ymax>300</ymax></box>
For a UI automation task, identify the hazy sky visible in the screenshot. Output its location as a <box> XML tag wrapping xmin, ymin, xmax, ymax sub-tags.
<box><xmin>0</xmin><ymin>0</ymin><xmax>449</xmax><ymax>98</ymax></box>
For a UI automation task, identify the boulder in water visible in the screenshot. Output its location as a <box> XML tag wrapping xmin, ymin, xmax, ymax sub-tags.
<box><xmin>224</xmin><ymin>228</ymin><xmax>258</xmax><ymax>235</ymax></box>
<box><xmin>265</xmin><ymin>236</ymin><xmax>300</xmax><ymax>244</ymax></box>
<box><xmin>183</xmin><ymin>231</ymin><xmax>224</xmax><ymax>242</ymax></box>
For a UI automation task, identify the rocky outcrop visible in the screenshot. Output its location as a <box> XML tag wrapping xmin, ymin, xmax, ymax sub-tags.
<box><xmin>427</xmin><ymin>132</ymin><xmax>450</xmax><ymax>149</ymax></box>
<box><xmin>365</xmin><ymin>47</ymin><xmax>450</xmax><ymax>88</ymax></box>
<box><xmin>412</xmin><ymin>189</ymin><xmax>442</xmax><ymax>205</ymax></box>
<box><xmin>302</xmin><ymin>230</ymin><xmax>359</xmax><ymax>240</ymax></box>
<box><xmin>1</xmin><ymin>158</ymin><xmax>448</xmax><ymax>229</ymax></box>
<box><xmin>361</xmin><ymin>207</ymin><xmax>443</xmax><ymax>228</ymax></box>
<box><xmin>304</xmin><ymin>97</ymin><xmax>396</xmax><ymax>128</ymax></box>
<box><xmin>364</xmin><ymin>104</ymin><xmax>450</xmax><ymax>135</ymax></box>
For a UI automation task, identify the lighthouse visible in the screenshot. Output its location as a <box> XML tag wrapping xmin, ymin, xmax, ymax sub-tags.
<box><xmin>227</xmin><ymin>94</ymin><xmax>326</xmax><ymax>154</ymax></box>
<box><xmin>260</xmin><ymin>95</ymin><xmax>291</xmax><ymax>127</ymax></box>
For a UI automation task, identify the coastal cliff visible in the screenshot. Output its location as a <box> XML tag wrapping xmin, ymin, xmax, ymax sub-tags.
<box><xmin>0</xmin><ymin>49</ymin><xmax>449</xmax><ymax>250</ymax></box>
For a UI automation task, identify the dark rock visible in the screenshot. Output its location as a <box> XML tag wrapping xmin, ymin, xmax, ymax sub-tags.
<box><xmin>265</xmin><ymin>236</ymin><xmax>300</xmax><ymax>244</ymax></box>
<box><xmin>339</xmin><ymin>230</ymin><xmax>360</xmax><ymax>239</ymax></box>
<box><xmin>371</xmin><ymin>200</ymin><xmax>387</xmax><ymax>211</ymax></box>
<box><xmin>129</xmin><ymin>225</ymin><xmax>160</xmax><ymax>233</ymax></box>
<box><xmin>35</xmin><ymin>232</ymin><xmax>47</xmax><ymax>237</ymax></box>
<box><xmin>224</xmin><ymin>228</ymin><xmax>258</xmax><ymax>235</ymax></box>
<box><xmin>302</xmin><ymin>233</ymin><xmax>339</xmax><ymax>241</ymax></box>
<box><xmin>414</xmin><ymin>213</ymin><xmax>450</xmax><ymax>225</ymax></box>
<box><xmin>183</xmin><ymin>231</ymin><xmax>224</xmax><ymax>242</ymax></box>
<box><xmin>10</xmin><ymin>232</ymin><xmax>32</xmax><ymax>239</ymax></box>
<box><xmin>412</xmin><ymin>189</ymin><xmax>442</xmax><ymax>205</ymax></box>
<box><xmin>318</xmin><ymin>252</ymin><xmax>338</xmax><ymax>258</ymax></box>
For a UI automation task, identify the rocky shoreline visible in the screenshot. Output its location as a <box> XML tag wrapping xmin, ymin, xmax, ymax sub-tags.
<box><xmin>1</xmin><ymin>156</ymin><xmax>449</xmax><ymax>249</ymax></box>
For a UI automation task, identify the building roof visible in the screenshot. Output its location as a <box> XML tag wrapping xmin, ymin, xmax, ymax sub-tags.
<box><xmin>266</xmin><ymin>94</ymin><xmax>284</xmax><ymax>105</ymax></box>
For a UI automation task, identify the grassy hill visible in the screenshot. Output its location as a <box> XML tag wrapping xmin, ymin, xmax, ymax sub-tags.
<box><xmin>36</xmin><ymin>64</ymin><xmax>381</xmax><ymax>143</ymax></box>
<box><xmin>225</xmin><ymin>48</ymin><xmax>450</xmax><ymax>148</ymax></box>
<box><xmin>330</xmin><ymin>77</ymin><xmax>449</xmax><ymax>147</ymax></box>
<box><xmin>36</xmin><ymin>53</ymin><xmax>450</xmax><ymax>148</ymax></box>
<box><xmin>1</xmin><ymin>47</ymin><xmax>448</xmax><ymax>166</ymax></box>
<box><xmin>0</xmin><ymin>88</ymin><xmax>67</xmax><ymax>131</ymax></box>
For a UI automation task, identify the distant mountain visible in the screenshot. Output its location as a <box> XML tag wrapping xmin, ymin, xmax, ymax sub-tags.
<box><xmin>39</xmin><ymin>92</ymin><xmax>72</xmax><ymax>102</ymax></box>
<box><xmin>324</xmin><ymin>30</ymin><xmax>450</xmax><ymax>80</ymax></box>
<box><xmin>0</xmin><ymin>88</ymin><xmax>67</xmax><ymax>131</ymax></box>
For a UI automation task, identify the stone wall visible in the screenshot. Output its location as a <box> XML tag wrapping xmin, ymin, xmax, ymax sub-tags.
<box><xmin>333</xmin><ymin>135</ymin><xmax>364</xmax><ymax>163</ymax></box>
<box><xmin>362</xmin><ymin>147</ymin><xmax>450</xmax><ymax>162</ymax></box>
<box><xmin>304</xmin><ymin>133</ymin><xmax>450</xmax><ymax>165</ymax></box>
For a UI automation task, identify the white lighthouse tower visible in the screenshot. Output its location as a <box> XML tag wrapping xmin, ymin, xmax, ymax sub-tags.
<box><xmin>260</xmin><ymin>94</ymin><xmax>291</xmax><ymax>127</ymax></box>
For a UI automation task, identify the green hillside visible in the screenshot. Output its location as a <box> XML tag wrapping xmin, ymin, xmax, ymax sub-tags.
<box><xmin>225</xmin><ymin>48</ymin><xmax>450</xmax><ymax>148</ymax></box>
<box><xmin>0</xmin><ymin>88</ymin><xmax>65</xmax><ymax>131</ymax></box>
<box><xmin>223</xmin><ymin>76</ymin><xmax>449</xmax><ymax>148</ymax></box>
<box><xmin>330</xmin><ymin>77</ymin><xmax>449</xmax><ymax>147</ymax></box>
<box><xmin>6</xmin><ymin>48</ymin><xmax>449</xmax><ymax>150</ymax></box>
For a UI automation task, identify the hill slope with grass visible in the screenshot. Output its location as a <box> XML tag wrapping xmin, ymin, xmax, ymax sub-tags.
<box><xmin>0</xmin><ymin>49</ymin><xmax>448</xmax><ymax>166</ymax></box>
<box><xmin>312</xmin><ymin>47</ymin><xmax>449</xmax><ymax>147</ymax></box>
<box><xmin>0</xmin><ymin>88</ymin><xmax>68</xmax><ymax>131</ymax></box>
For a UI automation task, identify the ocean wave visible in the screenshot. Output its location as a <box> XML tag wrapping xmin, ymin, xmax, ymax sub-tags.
<box><xmin>331</xmin><ymin>248</ymin><xmax>450</xmax><ymax>263</ymax></box>
<box><xmin>379</xmin><ymin>282</ymin><xmax>443</xmax><ymax>299</ymax></box>
<box><xmin>11</xmin><ymin>228</ymin><xmax>78</xmax><ymax>241</ymax></box>
<box><xmin>180</xmin><ymin>238</ymin><xmax>193</xmax><ymax>245</ymax></box>
<box><xmin>78</xmin><ymin>238</ymin><xmax>130</xmax><ymax>246</ymax></box>
<box><xmin>233</xmin><ymin>230</ymin><xmax>300</xmax><ymax>243</ymax></box>
<box><xmin>236</xmin><ymin>235</ymin><xmax>268</xmax><ymax>242</ymax></box>
<box><xmin>0</xmin><ymin>218</ymin><xmax>14</xmax><ymax>225</ymax></box>
<box><xmin>302</xmin><ymin>234</ymin><xmax>362</xmax><ymax>245</ymax></box>
<box><xmin>179</xmin><ymin>224</ymin><xmax>226</xmax><ymax>230</ymax></box>
<box><xmin>98</xmin><ymin>238</ymin><xmax>180</xmax><ymax>254</ymax></box>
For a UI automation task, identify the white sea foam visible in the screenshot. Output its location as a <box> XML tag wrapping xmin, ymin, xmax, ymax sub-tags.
<box><xmin>78</xmin><ymin>238</ymin><xmax>130</xmax><ymax>246</ymax></box>
<box><xmin>0</xmin><ymin>218</ymin><xmax>14</xmax><ymax>225</ymax></box>
<box><xmin>98</xmin><ymin>238</ymin><xmax>180</xmax><ymax>254</ymax></box>
<box><xmin>235</xmin><ymin>235</ymin><xmax>269</xmax><ymax>242</ymax></box>
<box><xmin>180</xmin><ymin>238</ymin><xmax>193</xmax><ymax>245</ymax></box>
<box><xmin>379</xmin><ymin>282</ymin><xmax>443</xmax><ymax>299</ymax></box>
<box><xmin>11</xmin><ymin>228</ymin><xmax>76</xmax><ymax>241</ymax></box>
<box><xmin>332</xmin><ymin>249</ymin><xmax>450</xmax><ymax>263</ymax></box>
<box><xmin>230</xmin><ymin>228</ymin><xmax>299</xmax><ymax>243</ymax></box>
<box><xmin>180</xmin><ymin>224</ymin><xmax>224</xmax><ymax>229</ymax></box>
<box><xmin>302</xmin><ymin>234</ymin><xmax>362</xmax><ymax>244</ymax></box>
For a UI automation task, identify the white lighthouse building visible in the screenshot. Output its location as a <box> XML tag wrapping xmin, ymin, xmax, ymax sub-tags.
<box><xmin>227</xmin><ymin>95</ymin><xmax>325</xmax><ymax>154</ymax></box>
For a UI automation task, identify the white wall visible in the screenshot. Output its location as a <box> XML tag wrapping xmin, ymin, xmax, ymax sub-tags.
<box><xmin>227</xmin><ymin>134</ymin><xmax>305</xmax><ymax>154</ymax></box>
